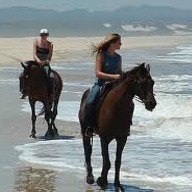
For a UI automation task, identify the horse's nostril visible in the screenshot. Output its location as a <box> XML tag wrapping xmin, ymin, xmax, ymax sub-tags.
<box><xmin>153</xmin><ymin>100</ymin><xmax>157</xmax><ymax>107</ymax></box>
<box><xmin>152</xmin><ymin>102</ymin><xmax>157</xmax><ymax>108</ymax></box>
<box><xmin>146</xmin><ymin>100</ymin><xmax>156</xmax><ymax>111</ymax></box>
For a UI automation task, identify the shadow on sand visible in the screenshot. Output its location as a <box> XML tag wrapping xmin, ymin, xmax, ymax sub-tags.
<box><xmin>86</xmin><ymin>182</ymin><xmax>154</xmax><ymax>192</ymax></box>
<box><xmin>36</xmin><ymin>134</ymin><xmax>76</xmax><ymax>140</ymax></box>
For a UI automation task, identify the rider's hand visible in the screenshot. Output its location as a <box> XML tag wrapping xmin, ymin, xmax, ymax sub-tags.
<box><xmin>44</xmin><ymin>60</ymin><xmax>50</xmax><ymax>65</ymax></box>
<box><xmin>40</xmin><ymin>60</ymin><xmax>49</xmax><ymax>66</ymax></box>
<box><xmin>113</xmin><ymin>74</ymin><xmax>120</xmax><ymax>80</ymax></box>
<box><xmin>36</xmin><ymin>60</ymin><xmax>43</xmax><ymax>65</ymax></box>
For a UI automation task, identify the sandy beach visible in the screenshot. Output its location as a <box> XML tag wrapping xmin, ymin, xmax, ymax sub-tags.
<box><xmin>1</xmin><ymin>35</ymin><xmax>192</xmax><ymax>192</ymax></box>
<box><xmin>1</xmin><ymin>35</ymin><xmax>192</xmax><ymax>66</ymax></box>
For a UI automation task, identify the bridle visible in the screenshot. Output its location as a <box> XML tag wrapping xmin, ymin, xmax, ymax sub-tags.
<box><xmin>134</xmin><ymin>73</ymin><xmax>155</xmax><ymax>105</ymax></box>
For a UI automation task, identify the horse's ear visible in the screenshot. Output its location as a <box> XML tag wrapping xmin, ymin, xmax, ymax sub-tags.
<box><xmin>146</xmin><ymin>64</ymin><xmax>150</xmax><ymax>72</ymax></box>
<box><xmin>21</xmin><ymin>62</ymin><xmax>27</xmax><ymax>69</ymax></box>
<box><xmin>141</xmin><ymin>62</ymin><xmax>145</xmax><ymax>68</ymax></box>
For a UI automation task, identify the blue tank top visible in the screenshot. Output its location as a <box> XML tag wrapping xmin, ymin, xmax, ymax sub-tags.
<box><xmin>97</xmin><ymin>51</ymin><xmax>122</xmax><ymax>85</ymax></box>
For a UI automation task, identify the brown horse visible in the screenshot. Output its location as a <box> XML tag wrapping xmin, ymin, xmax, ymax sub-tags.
<box><xmin>21</xmin><ymin>61</ymin><xmax>63</xmax><ymax>138</ymax></box>
<box><xmin>79</xmin><ymin>63</ymin><xmax>157</xmax><ymax>191</ymax></box>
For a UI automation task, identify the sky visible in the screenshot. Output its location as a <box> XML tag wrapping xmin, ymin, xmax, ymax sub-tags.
<box><xmin>0</xmin><ymin>0</ymin><xmax>192</xmax><ymax>11</ymax></box>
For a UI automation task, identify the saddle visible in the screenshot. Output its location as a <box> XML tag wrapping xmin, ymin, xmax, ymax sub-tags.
<box><xmin>97</xmin><ymin>82</ymin><xmax>114</xmax><ymax>110</ymax></box>
<box><xmin>92</xmin><ymin>82</ymin><xmax>114</xmax><ymax>131</ymax></box>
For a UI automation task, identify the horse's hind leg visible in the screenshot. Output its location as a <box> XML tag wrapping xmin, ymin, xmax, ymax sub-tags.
<box><xmin>44</xmin><ymin>103</ymin><xmax>54</xmax><ymax>138</ymax></box>
<box><xmin>114</xmin><ymin>137</ymin><xmax>127</xmax><ymax>191</ymax></box>
<box><xmin>79</xmin><ymin>89</ymin><xmax>94</xmax><ymax>184</ymax></box>
<box><xmin>51</xmin><ymin>101</ymin><xmax>59</xmax><ymax>136</ymax></box>
<box><xmin>29</xmin><ymin>100</ymin><xmax>36</xmax><ymax>138</ymax></box>
<box><xmin>97</xmin><ymin>137</ymin><xmax>112</xmax><ymax>189</ymax></box>
<box><xmin>82</xmin><ymin>136</ymin><xmax>95</xmax><ymax>184</ymax></box>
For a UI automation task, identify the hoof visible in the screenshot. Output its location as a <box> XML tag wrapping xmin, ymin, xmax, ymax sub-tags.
<box><xmin>86</xmin><ymin>174</ymin><xmax>95</xmax><ymax>184</ymax></box>
<box><xmin>53</xmin><ymin>129</ymin><xmax>59</xmax><ymax>137</ymax></box>
<box><xmin>29</xmin><ymin>134</ymin><xmax>36</xmax><ymax>139</ymax></box>
<box><xmin>45</xmin><ymin>131</ymin><xmax>54</xmax><ymax>139</ymax></box>
<box><xmin>97</xmin><ymin>177</ymin><xmax>108</xmax><ymax>190</ymax></box>
<box><xmin>114</xmin><ymin>181</ymin><xmax>124</xmax><ymax>192</ymax></box>
<box><xmin>115</xmin><ymin>186</ymin><xmax>125</xmax><ymax>192</ymax></box>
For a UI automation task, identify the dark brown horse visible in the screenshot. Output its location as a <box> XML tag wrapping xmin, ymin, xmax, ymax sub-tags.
<box><xmin>21</xmin><ymin>61</ymin><xmax>63</xmax><ymax>138</ymax></box>
<box><xmin>79</xmin><ymin>63</ymin><xmax>157</xmax><ymax>191</ymax></box>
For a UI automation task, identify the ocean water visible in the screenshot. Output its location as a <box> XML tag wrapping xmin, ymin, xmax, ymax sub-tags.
<box><xmin>9</xmin><ymin>45</ymin><xmax>192</xmax><ymax>191</ymax></box>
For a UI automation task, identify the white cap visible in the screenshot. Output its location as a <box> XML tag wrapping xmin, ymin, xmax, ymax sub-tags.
<box><xmin>40</xmin><ymin>28</ymin><xmax>49</xmax><ymax>35</ymax></box>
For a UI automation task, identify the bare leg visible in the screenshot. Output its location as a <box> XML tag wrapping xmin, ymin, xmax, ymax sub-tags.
<box><xmin>29</xmin><ymin>99</ymin><xmax>36</xmax><ymax>138</ymax></box>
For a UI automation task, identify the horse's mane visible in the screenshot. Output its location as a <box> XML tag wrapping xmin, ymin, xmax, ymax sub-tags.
<box><xmin>122</xmin><ymin>62</ymin><xmax>146</xmax><ymax>78</ymax></box>
<box><xmin>110</xmin><ymin>63</ymin><xmax>146</xmax><ymax>87</ymax></box>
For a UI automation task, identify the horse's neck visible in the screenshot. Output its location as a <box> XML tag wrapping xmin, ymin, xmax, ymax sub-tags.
<box><xmin>29</xmin><ymin>69</ymin><xmax>47</xmax><ymax>88</ymax></box>
<box><xmin>112</xmin><ymin>76</ymin><xmax>135</xmax><ymax>101</ymax></box>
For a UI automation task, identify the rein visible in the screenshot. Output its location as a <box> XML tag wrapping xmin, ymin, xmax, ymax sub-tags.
<box><xmin>134</xmin><ymin>96</ymin><xmax>144</xmax><ymax>103</ymax></box>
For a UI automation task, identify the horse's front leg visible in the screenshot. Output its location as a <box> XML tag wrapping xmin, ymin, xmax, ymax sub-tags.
<box><xmin>29</xmin><ymin>100</ymin><xmax>36</xmax><ymax>138</ymax></box>
<box><xmin>44</xmin><ymin>102</ymin><xmax>54</xmax><ymax>138</ymax></box>
<box><xmin>97</xmin><ymin>136</ymin><xmax>112</xmax><ymax>190</ymax></box>
<box><xmin>114</xmin><ymin>137</ymin><xmax>127</xmax><ymax>191</ymax></box>
<box><xmin>83</xmin><ymin>136</ymin><xmax>95</xmax><ymax>184</ymax></box>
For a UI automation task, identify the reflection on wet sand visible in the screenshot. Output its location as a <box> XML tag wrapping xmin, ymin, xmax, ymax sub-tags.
<box><xmin>13</xmin><ymin>166</ymin><xmax>57</xmax><ymax>192</ymax></box>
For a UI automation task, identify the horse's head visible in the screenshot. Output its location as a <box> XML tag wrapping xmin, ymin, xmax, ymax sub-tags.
<box><xmin>21</xmin><ymin>61</ymin><xmax>33</xmax><ymax>76</ymax></box>
<box><xmin>21</xmin><ymin>61</ymin><xmax>48</xmax><ymax>96</ymax></box>
<box><xmin>129</xmin><ymin>63</ymin><xmax>157</xmax><ymax>111</ymax></box>
<box><xmin>21</xmin><ymin>61</ymin><xmax>34</xmax><ymax>84</ymax></box>
<box><xmin>21</xmin><ymin>61</ymin><xmax>46</xmax><ymax>80</ymax></box>
<box><xmin>21</xmin><ymin>61</ymin><xmax>29</xmax><ymax>82</ymax></box>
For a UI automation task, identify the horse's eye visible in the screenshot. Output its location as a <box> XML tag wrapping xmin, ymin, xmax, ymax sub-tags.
<box><xmin>135</xmin><ymin>79</ymin><xmax>141</xmax><ymax>84</ymax></box>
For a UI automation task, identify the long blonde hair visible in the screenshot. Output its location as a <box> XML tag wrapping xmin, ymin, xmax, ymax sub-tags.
<box><xmin>91</xmin><ymin>33</ymin><xmax>121</xmax><ymax>55</ymax></box>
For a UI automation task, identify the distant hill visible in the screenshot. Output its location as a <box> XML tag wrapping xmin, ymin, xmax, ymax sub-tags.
<box><xmin>0</xmin><ymin>5</ymin><xmax>192</xmax><ymax>37</ymax></box>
